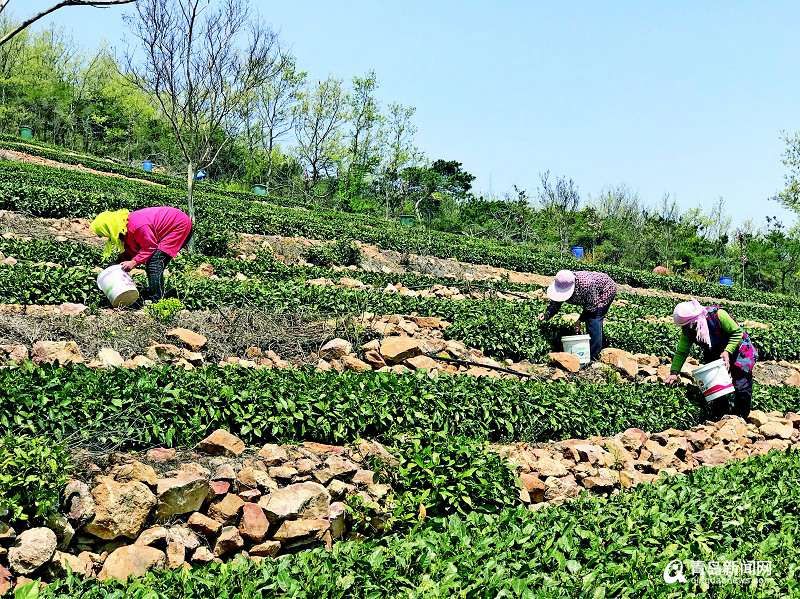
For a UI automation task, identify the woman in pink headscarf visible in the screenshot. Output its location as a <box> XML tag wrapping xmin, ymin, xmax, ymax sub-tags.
<box><xmin>665</xmin><ymin>299</ymin><xmax>758</xmax><ymax>418</ymax></box>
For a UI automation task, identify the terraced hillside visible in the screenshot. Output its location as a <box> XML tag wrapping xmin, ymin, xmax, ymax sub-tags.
<box><xmin>0</xmin><ymin>146</ymin><xmax>798</xmax><ymax>597</ymax></box>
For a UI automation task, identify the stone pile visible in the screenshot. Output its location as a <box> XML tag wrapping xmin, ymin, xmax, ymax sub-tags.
<box><xmin>496</xmin><ymin>410</ymin><xmax>800</xmax><ymax>506</ymax></box>
<box><xmin>0</xmin><ymin>431</ymin><xmax>395</xmax><ymax>588</ymax></box>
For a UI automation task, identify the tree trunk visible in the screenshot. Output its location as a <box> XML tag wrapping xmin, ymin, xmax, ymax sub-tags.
<box><xmin>186</xmin><ymin>162</ymin><xmax>197</xmax><ymax>252</ymax></box>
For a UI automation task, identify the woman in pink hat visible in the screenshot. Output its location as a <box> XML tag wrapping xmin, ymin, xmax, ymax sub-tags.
<box><xmin>539</xmin><ymin>270</ymin><xmax>617</xmax><ymax>361</ymax></box>
<box><xmin>665</xmin><ymin>300</ymin><xmax>757</xmax><ymax>418</ymax></box>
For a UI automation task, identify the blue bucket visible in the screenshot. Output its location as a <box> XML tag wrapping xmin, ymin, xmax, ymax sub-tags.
<box><xmin>719</xmin><ymin>276</ymin><xmax>734</xmax><ymax>287</ymax></box>
<box><xmin>252</xmin><ymin>184</ymin><xmax>267</xmax><ymax>196</ymax></box>
<box><xmin>195</xmin><ymin>169</ymin><xmax>208</xmax><ymax>181</ymax></box>
<box><xmin>142</xmin><ymin>160</ymin><xmax>153</xmax><ymax>173</ymax></box>
<box><xmin>571</xmin><ymin>246</ymin><xmax>585</xmax><ymax>260</ymax></box>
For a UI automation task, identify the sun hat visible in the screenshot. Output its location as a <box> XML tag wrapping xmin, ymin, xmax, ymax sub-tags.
<box><xmin>547</xmin><ymin>270</ymin><xmax>576</xmax><ymax>302</ymax></box>
<box><xmin>673</xmin><ymin>299</ymin><xmax>711</xmax><ymax>346</ymax></box>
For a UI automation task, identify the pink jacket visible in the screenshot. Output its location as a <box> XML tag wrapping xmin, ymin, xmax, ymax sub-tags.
<box><xmin>123</xmin><ymin>207</ymin><xmax>193</xmax><ymax>265</ymax></box>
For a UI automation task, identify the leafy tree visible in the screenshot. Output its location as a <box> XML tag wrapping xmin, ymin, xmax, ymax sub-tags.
<box><xmin>124</xmin><ymin>0</ymin><xmax>280</xmax><ymax>243</ymax></box>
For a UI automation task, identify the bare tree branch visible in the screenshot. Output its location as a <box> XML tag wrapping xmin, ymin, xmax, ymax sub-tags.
<box><xmin>0</xmin><ymin>0</ymin><xmax>136</xmax><ymax>47</ymax></box>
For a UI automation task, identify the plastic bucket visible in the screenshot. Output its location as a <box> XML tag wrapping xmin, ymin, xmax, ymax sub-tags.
<box><xmin>96</xmin><ymin>265</ymin><xmax>139</xmax><ymax>307</ymax></box>
<box><xmin>19</xmin><ymin>126</ymin><xmax>33</xmax><ymax>140</ymax></box>
<box><xmin>252</xmin><ymin>184</ymin><xmax>267</xmax><ymax>196</ymax></box>
<box><xmin>399</xmin><ymin>215</ymin><xmax>415</xmax><ymax>227</ymax></box>
<box><xmin>142</xmin><ymin>160</ymin><xmax>154</xmax><ymax>172</ymax></box>
<box><xmin>692</xmin><ymin>359</ymin><xmax>734</xmax><ymax>401</ymax></box>
<box><xmin>719</xmin><ymin>276</ymin><xmax>733</xmax><ymax>287</ymax></box>
<box><xmin>562</xmin><ymin>334</ymin><xmax>591</xmax><ymax>365</ymax></box>
<box><xmin>570</xmin><ymin>246</ymin><xmax>585</xmax><ymax>259</ymax></box>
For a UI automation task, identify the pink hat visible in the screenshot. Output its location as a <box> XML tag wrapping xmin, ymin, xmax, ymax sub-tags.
<box><xmin>547</xmin><ymin>270</ymin><xmax>576</xmax><ymax>302</ymax></box>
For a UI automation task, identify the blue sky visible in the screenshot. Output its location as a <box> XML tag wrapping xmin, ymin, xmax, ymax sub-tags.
<box><xmin>22</xmin><ymin>0</ymin><xmax>799</xmax><ymax>227</ymax></box>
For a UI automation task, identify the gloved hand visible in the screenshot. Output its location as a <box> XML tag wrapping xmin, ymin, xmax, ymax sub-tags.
<box><xmin>665</xmin><ymin>373</ymin><xmax>680</xmax><ymax>386</ymax></box>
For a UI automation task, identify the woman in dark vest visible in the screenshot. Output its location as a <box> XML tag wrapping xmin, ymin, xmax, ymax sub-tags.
<box><xmin>665</xmin><ymin>299</ymin><xmax>758</xmax><ymax>418</ymax></box>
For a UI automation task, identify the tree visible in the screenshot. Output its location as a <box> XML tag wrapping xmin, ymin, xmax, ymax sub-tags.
<box><xmin>377</xmin><ymin>102</ymin><xmax>418</xmax><ymax>217</ymax></box>
<box><xmin>256</xmin><ymin>56</ymin><xmax>305</xmax><ymax>192</ymax></box>
<box><xmin>342</xmin><ymin>71</ymin><xmax>380</xmax><ymax>201</ymax></box>
<box><xmin>124</xmin><ymin>0</ymin><xmax>280</xmax><ymax>240</ymax></box>
<box><xmin>0</xmin><ymin>0</ymin><xmax>135</xmax><ymax>47</ymax></box>
<box><xmin>778</xmin><ymin>130</ymin><xmax>800</xmax><ymax>211</ymax></box>
<box><xmin>294</xmin><ymin>77</ymin><xmax>347</xmax><ymax>197</ymax></box>
<box><xmin>537</xmin><ymin>171</ymin><xmax>580</xmax><ymax>254</ymax></box>
<box><xmin>401</xmin><ymin>159</ymin><xmax>475</xmax><ymax>222</ymax></box>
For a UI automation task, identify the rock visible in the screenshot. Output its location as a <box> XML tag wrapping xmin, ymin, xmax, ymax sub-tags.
<box><xmin>146</xmin><ymin>447</ymin><xmax>176</xmax><ymax>463</ymax></box>
<box><xmin>31</xmin><ymin>340</ymin><xmax>84</xmax><ymax>365</ymax></box>
<box><xmin>268</xmin><ymin>466</ymin><xmax>298</xmax><ymax>480</ymax></box>
<box><xmin>379</xmin><ymin>336</ymin><xmax>422</xmax><ymax>364</ymax></box>
<box><xmin>167</xmin><ymin>526</ymin><xmax>200</xmax><ymax>551</ymax></box>
<box><xmin>84</xmin><ymin>478</ymin><xmax>156</xmax><ymax>540</ymax></box>
<box><xmin>208</xmin><ymin>493</ymin><xmax>246</xmax><ymax>524</ymax></box>
<box><xmin>257</xmin><ymin>444</ymin><xmax>290</xmax><ymax>466</ymax></box>
<box><xmin>325</xmin><ymin>455</ymin><xmax>359</xmax><ymax>478</ymax></box>
<box><xmin>543</xmin><ymin>475</ymin><xmax>581</xmax><ymax>503</ymax></box>
<box><xmin>352</xmin><ymin>469</ymin><xmax>375</xmax><ymax>486</ymax></box>
<box><xmin>213</xmin><ymin>527</ymin><xmax>244</xmax><ymax>557</ymax></box>
<box><xmin>599</xmin><ymin>348</ymin><xmax>638</xmax><ymax>378</ymax></box>
<box><xmin>714</xmin><ymin>419</ymin><xmax>749</xmax><ymax>443</ymax></box>
<box><xmin>191</xmin><ymin>546</ymin><xmax>215</xmax><ymax>564</ymax></box>
<box><xmin>249</xmin><ymin>541</ymin><xmax>281</xmax><ymax>558</ymax></box>
<box><xmin>238</xmin><ymin>503</ymin><xmax>269</xmax><ymax>543</ymax></box>
<box><xmin>135</xmin><ymin>526</ymin><xmax>168</xmax><ymax>547</ymax></box>
<box><xmin>99</xmin><ymin>545</ymin><xmax>166</xmax><ymax>581</ymax></box>
<box><xmin>187</xmin><ymin>512</ymin><xmax>222</xmax><ymax>537</ymax></box>
<box><xmin>548</xmin><ymin>352</ymin><xmax>580</xmax><ymax>373</ymax></box>
<box><xmin>519</xmin><ymin>474</ymin><xmax>546</xmax><ymax>503</ymax></box>
<box><xmin>693</xmin><ymin>447</ymin><xmax>732</xmax><ymax>466</ymax></box>
<box><xmin>0</xmin><ymin>566</ymin><xmax>9</xmax><ymax>595</ymax></box>
<box><xmin>196</xmin><ymin>429</ymin><xmax>246</xmax><ymax>457</ymax></box>
<box><xmin>759</xmin><ymin>421</ymin><xmax>795</xmax><ymax>440</ymax></box>
<box><xmin>582</xmin><ymin>471</ymin><xmax>618</xmax><ymax>492</ymax></box>
<box><xmin>785</xmin><ymin>371</ymin><xmax>800</xmax><ymax>387</ymax></box>
<box><xmin>210</xmin><ymin>480</ymin><xmax>230</xmax><ymax>498</ymax></box>
<box><xmin>746</xmin><ymin>410</ymin><xmax>771</xmax><ymax>428</ymax></box>
<box><xmin>258</xmin><ymin>482</ymin><xmax>331</xmax><ymax>523</ymax></box>
<box><xmin>620</xmin><ymin>428</ymin><xmax>648</xmax><ymax>452</ymax></box>
<box><xmin>619</xmin><ymin>470</ymin><xmax>657</xmax><ymax>489</ymax></box>
<box><xmin>531</xmin><ymin>456</ymin><xmax>569</xmax><ymax>477</ymax></box>
<box><xmin>410</xmin><ymin>316</ymin><xmax>445</xmax><ymax>329</ymax></box>
<box><xmin>319</xmin><ymin>338</ymin><xmax>353</xmax><ymax>360</ymax></box>
<box><xmin>166</xmin><ymin>540</ymin><xmax>185</xmax><ymax>568</ymax></box>
<box><xmin>405</xmin><ymin>354</ymin><xmax>439</xmax><ymax>370</ymax></box>
<box><xmin>273</xmin><ymin>519</ymin><xmax>329</xmax><ymax>546</ymax></box>
<box><xmin>110</xmin><ymin>461</ymin><xmax>158</xmax><ymax>487</ymax></box>
<box><xmin>341</xmin><ymin>354</ymin><xmax>372</xmax><ymax>372</ymax></box>
<box><xmin>363</xmin><ymin>350</ymin><xmax>387</xmax><ymax>368</ymax></box>
<box><xmin>63</xmin><ymin>480</ymin><xmax>95</xmax><ymax>526</ymax></box>
<box><xmin>146</xmin><ymin>343</ymin><xmax>183</xmax><ymax>362</ymax></box>
<box><xmin>8</xmin><ymin>528</ymin><xmax>57</xmax><ymax>575</ymax></box>
<box><xmin>0</xmin><ymin>344</ymin><xmax>27</xmax><ymax>362</ymax></box>
<box><xmin>167</xmin><ymin>328</ymin><xmax>207</xmax><ymax>351</ymax></box>
<box><xmin>97</xmin><ymin>348</ymin><xmax>125</xmax><ymax>368</ymax></box>
<box><xmin>155</xmin><ymin>473</ymin><xmax>210</xmax><ymax>519</ymax></box>
<box><xmin>50</xmin><ymin>550</ymin><xmax>93</xmax><ymax>577</ymax></box>
<box><xmin>237</xmin><ymin>466</ymin><xmax>277</xmax><ymax>491</ymax></box>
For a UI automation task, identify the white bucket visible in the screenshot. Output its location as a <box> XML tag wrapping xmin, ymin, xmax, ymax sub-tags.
<box><xmin>96</xmin><ymin>265</ymin><xmax>139</xmax><ymax>307</ymax></box>
<box><xmin>562</xmin><ymin>334</ymin><xmax>591</xmax><ymax>365</ymax></box>
<box><xmin>692</xmin><ymin>359</ymin><xmax>735</xmax><ymax>401</ymax></box>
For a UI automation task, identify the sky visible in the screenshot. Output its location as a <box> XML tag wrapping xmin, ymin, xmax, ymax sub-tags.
<box><xmin>21</xmin><ymin>0</ymin><xmax>800</xmax><ymax>228</ymax></box>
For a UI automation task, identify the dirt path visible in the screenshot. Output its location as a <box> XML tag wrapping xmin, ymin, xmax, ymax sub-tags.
<box><xmin>0</xmin><ymin>148</ymin><xmax>164</xmax><ymax>187</ymax></box>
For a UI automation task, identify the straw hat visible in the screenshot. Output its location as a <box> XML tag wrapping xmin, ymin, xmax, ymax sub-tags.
<box><xmin>547</xmin><ymin>270</ymin><xmax>576</xmax><ymax>302</ymax></box>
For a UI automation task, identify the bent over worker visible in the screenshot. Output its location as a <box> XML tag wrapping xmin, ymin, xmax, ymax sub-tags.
<box><xmin>539</xmin><ymin>270</ymin><xmax>617</xmax><ymax>361</ymax></box>
<box><xmin>665</xmin><ymin>300</ymin><xmax>757</xmax><ymax>418</ymax></box>
<box><xmin>91</xmin><ymin>206</ymin><xmax>193</xmax><ymax>301</ymax></box>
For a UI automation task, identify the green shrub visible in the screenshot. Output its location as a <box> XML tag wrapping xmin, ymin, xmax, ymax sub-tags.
<box><xmin>3</xmin><ymin>364</ymin><xmax>798</xmax><ymax>451</ymax></box>
<box><xmin>305</xmin><ymin>239</ymin><xmax>362</xmax><ymax>267</ymax></box>
<box><xmin>144</xmin><ymin>298</ymin><xmax>185</xmax><ymax>324</ymax></box>
<box><xmin>386</xmin><ymin>432</ymin><xmax>519</xmax><ymax>521</ymax></box>
<box><xmin>0</xmin><ymin>434</ymin><xmax>72</xmax><ymax>523</ymax></box>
